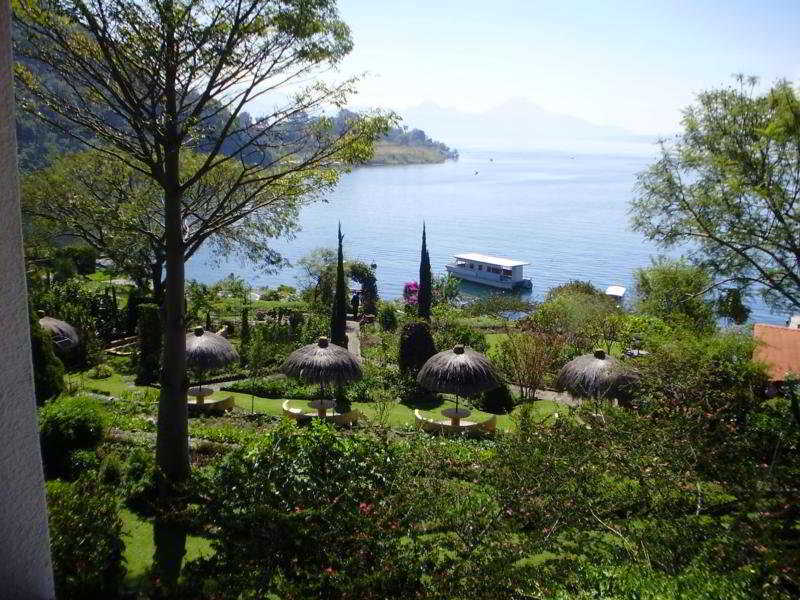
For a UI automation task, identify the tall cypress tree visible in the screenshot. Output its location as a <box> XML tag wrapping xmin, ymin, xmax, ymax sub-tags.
<box><xmin>418</xmin><ymin>223</ymin><xmax>433</xmax><ymax>320</ymax></box>
<box><xmin>331</xmin><ymin>223</ymin><xmax>348</xmax><ymax>347</ymax></box>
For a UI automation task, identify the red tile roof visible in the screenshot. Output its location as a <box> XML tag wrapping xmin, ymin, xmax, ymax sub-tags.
<box><xmin>753</xmin><ymin>323</ymin><xmax>800</xmax><ymax>382</ymax></box>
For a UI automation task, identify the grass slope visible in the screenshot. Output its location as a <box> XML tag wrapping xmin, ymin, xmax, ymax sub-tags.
<box><xmin>121</xmin><ymin>509</ymin><xmax>212</xmax><ymax>589</ymax></box>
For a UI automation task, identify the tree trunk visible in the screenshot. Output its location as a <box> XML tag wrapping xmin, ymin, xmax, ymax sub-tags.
<box><xmin>156</xmin><ymin>15</ymin><xmax>190</xmax><ymax>493</ymax></box>
<box><xmin>156</xmin><ymin>172</ymin><xmax>189</xmax><ymax>492</ymax></box>
<box><xmin>151</xmin><ymin>262</ymin><xmax>164</xmax><ymax>304</ymax></box>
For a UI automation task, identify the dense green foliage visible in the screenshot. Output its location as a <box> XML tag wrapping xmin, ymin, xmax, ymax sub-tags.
<box><xmin>522</xmin><ymin>287</ymin><xmax>619</xmax><ymax>359</ymax></box>
<box><xmin>418</xmin><ymin>223</ymin><xmax>432</xmax><ymax>320</ymax></box>
<box><xmin>47</xmin><ymin>478</ymin><xmax>126</xmax><ymax>599</ymax></box>
<box><xmin>489</xmin><ymin>331</ymin><xmax>564</xmax><ymax>400</ymax></box>
<box><xmin>331</xmin><ymin>224</ymin><xmax>348</xmax><ymax>347</ymax></box>
<box><xmin>56</xmin><ymin>245</ymin><xmax>97</xmax><ymax>275</ymax></box>
<box><xmin>154</xmin><ymin>398</ymin><xmax>798</xmax><ymax>598</ymax></box>
<box><xmin>545</xmin><ymin>279</ymin><xmax>604</xmax><ymax>301</ymax></box>
<box><xmin>39</xmin><ymin>395</ymin><xmax>107</xmax><ymax>478</ymax></box>
<box><xmin>378</xmin><ymin>302</ymin><xmax>398</xmax><ymax>331</ymax></box>
<box><xmin>30</xmin><ymin>312</ymin><xmax>65</xmax><ymax>404</ymax></box>
<box><xmin>473</xmin><ymin>383</ymin><xmax>516</xmax><ymax>414</ymax></box>
<box><xmin>432</xmin><ymin>273</ymin><xmax>461</xmax><ymax>306</ymax></box>
<box><xmin>30</xmin><ymin>278</ymin><xmax>108</xmax><ymax>366</ymax></box>
<box><xmin>632</xmin><ymin>332</ymin><xmax>767</xmax><ymax>422</ymax></box>
<box><xmin>634</xmin><ymin>258</ymin><xmax>716</xmax><ymax>332</ymax></box>
<box><xmin>135</xmin><ymin>303</ymin><xmax>161</xmax><ymax>386</ymax></box>
<box><xmin>433</xmin><ymin>310</ymin><xmax>488</xmax><ymax>353</ymax></box>
<box><xmin>124</xmin><ymin>287</ymin><xmax>150</xmax><ymax>336</ymax></box>
<box><xmin>631</xmin><ymin>76</ymin><xmax>800</xmax><ymax>313</ymax></box>
<box><xmin>398</xmin><ymin>320</ymin><xmax>437</xmax><ymax>375</ymax></box>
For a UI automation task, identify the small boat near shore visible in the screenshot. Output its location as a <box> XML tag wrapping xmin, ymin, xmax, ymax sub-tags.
<box><xmin>445</xmin><ymin>253</ymin><xmax>532</xmax><ymax>290</ymax></box>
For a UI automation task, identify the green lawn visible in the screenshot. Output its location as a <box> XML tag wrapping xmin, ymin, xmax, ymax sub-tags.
<box><xmin>79</xmin><ymin>368</ymin><xmax>563</xmax><ymax>435</ymax></box>
<box><xmin>121</xmin><ymin>509</ymin><xmax>212</xmax><ymax>589</ymax></box>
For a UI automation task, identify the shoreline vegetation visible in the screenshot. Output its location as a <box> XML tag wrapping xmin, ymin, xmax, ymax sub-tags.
<box><xmin>366</xmin><ymin>141</ymin><xmax>459</xmax><ymax>166</ymax></box>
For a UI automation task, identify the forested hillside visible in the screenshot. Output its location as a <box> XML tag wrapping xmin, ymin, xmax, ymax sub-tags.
<box><xmin>16</xmin><ymin>74</ymin><xmax>457</xmax><ymax>172</ymax></box>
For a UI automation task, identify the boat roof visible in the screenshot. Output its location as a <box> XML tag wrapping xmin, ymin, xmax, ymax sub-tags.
<box><xmin>605</xmin><ymin>285</ymin><xmax>627</xmax><ymax>297</ymax></box>
<box><xmin>454</xmin><ymin>253</ymin><xmax>529</xmax><ymax>268</ymax></box>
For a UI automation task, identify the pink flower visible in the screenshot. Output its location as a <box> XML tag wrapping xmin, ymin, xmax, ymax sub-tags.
<box><xmin>403</xmin><ymin>281</ymin><xmax>419</xmax><ymax>305</ymax></box>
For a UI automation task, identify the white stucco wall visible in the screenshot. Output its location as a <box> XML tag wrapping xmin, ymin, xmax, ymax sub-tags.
<box><xmin>0</xmin><ymin>0</ymin><xmax>56</xmax><ymax>596</ymax></box>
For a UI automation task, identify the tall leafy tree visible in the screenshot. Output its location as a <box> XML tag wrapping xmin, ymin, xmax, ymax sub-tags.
<box><xmin>330</xmin><ymin>223</ymin><xmax>347</xmax><ymax>347</ymax></box>
<box><xmin>633</xmin><ymin>258</ymin><xmax>716</xmax><ymax>333</ymax></box>
<box><xmin>631</xmin><ymin>76</ymin><xmax>800</xmax><ymax>314</ymax></box>
<box><xmin>13</xmin><ymin>0</ymin><xmax>388</xmax><ymax>489</ymax></box>
<box><xmin>418</xmin><ymin>223</ymin><xmax>432</xmax><ymax>320</ymax></box>
<box><xmin>22</xmin><ymin>149</ymin><xmax>323</xmax><ymax>299</ymax></box>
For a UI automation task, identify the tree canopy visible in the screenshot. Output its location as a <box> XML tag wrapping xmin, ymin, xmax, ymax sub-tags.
<box><xmin>633</xmin><ymin>258</ymin><xmax>717</xmax><ymax>332</ymax></box>
<box><xmin>22</xmin><ymin>148</ymin><xmax>319</xmax><ymax>297</ymax></box>
<box><xmin>631</xmin><ymin>76</ymin><xmax>800</xmax><ymax>314</ymax></box>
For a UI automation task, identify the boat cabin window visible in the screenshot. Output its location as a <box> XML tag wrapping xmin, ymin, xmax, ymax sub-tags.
<box><xmin>469</xmin><ymin>263</ymin><xmax>474</xmax><ymax>269</ymax></box>
<box><xmin>502</xmin><ymin>269</ymin><xmax>512</xmax><ymax>277</ymax></box>
<box><xmin>456</xmin><ymin>259</ymin><xmax>467</xmax><ymax>267</ymax></box>
<box><xmin>478</xmin><ymin>264</ymin><xmax>483</xmax><ymax>271</ymax></box>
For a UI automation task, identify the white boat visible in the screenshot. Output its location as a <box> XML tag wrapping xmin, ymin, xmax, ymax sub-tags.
<box><xmin>445</xmin><ymin>253</ymin><xmax>532</xmax><ymax>290</ymax></box>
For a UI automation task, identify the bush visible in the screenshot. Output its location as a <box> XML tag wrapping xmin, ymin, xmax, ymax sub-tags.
<box><xmin>98</xmin><ymin>452</ymin><xmax>124</xmax><ymax>487</ymax></box>
<box><xmin>124</xmin><ymin>287</ymin><xmax>151</xmax><ymax>336</ymax></box>
<box><xmin>433</xmin><ymin>319</ymin><xmax>487</xmax><ymax>353</ymax></box>
<box><xmin>633</xmin><ymin>332</ymin><xmax>767</xmax><ymax>424</ymax></box>
<box><xmin>88</xmin><ymin>362</ymin><xmax>113</xmax><ymax>379</ymax></box>
<box><xmin>47</xmin><ymin>478</ymin><xmax>125</xmax><ymax>599</ymax></box>
<box><xmin>58</xmin><ymin>245</ymin><xmax>98</xmax><ymax>275</ymax></box>
<box><xmin>30</xmin><ymin>313</ymin><xmax>65</xmax><ymax>404</ymax></box>
<box><xmin>299</xmin><ymin>312</ymin><xmax>331</xmax><ymax>345</ymax></box>
<box><xmin>39</xmin><ymin>395</ymin><xmax>107</xmax><ymax>478</ymax></box>
<box><xmin>135</xmin><ymin>302</ymin><xmax>161</xmax><ymax>385</ymax></box>
<box><xmin>122</xmin><ymin>447</ymin><xmax>158</xmax><ymax>511</ymax></box>
<box><xmin>474</xmin><ymin>384</ymin><xmax>515</xmax><ymax>414</ymax></box>
<box><xmin>344</xmin><ymin>376</ymin><xmax>381</xmax><ymax>404</ymax></box>
<box><xmin>378</xmin><ymin>302</ymin><xmax>398</xmax><ymax>331</ymax></box>
<box><xmin>70</xmin><ymin>448</ymin><xmax>100</xmax><ymax>477</ymax></box>
<box><xmin>398</xmin><ymin>320</ymin><xmax>436</xmax><ymax>375</ymax></box>
<box><xmin>489</xmin><ymin>332</ymin><xmax>565</xmax><ymax>401</ymax></box>
<box><xmin>544</xmin><ymin>279</ymin><xmax>603</xmax><ymax>301</ymax></box>
<box><xmin>261</xmin><ymin>288</ymin><xmax>282</xmax><ymax>301</ymax></box>
<box><xmin>634</xmin><ymin>257</ymin><xmax>716</xmax><ymax>332</ymax></box>
<box><xmin>179</xmin><ymin>422</ymin><xmax>404</xmax><ymax>597</ymax></box>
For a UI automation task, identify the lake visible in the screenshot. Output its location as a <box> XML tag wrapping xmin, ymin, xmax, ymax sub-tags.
<box><xmin>187</xmin><ymin>145</ymin><xmax>785</xmax><ymax>325</ymax></box>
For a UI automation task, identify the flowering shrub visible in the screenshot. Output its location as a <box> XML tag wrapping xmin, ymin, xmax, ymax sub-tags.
<box><xmin>402</xmin><ymin>281</ymin><xmax>419</xmax><ymax>305</ymax></box>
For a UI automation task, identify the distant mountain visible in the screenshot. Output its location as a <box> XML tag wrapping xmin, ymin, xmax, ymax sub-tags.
<box><xmin>399</xmin><ymin>98</ymin><xmax>633</xmax><ymax>149</ymax></box>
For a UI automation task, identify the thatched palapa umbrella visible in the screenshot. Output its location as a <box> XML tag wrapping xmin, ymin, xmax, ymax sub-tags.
<box><xmin>186</xmin><ymin>327</ymin><xmax>239</xmax><ymax>389</ymax></box>
<box><xmin>38</xmin><ymin>315</ymin><xmax>80</xmax><ymax>355</ymax></box>
<box><xmin>417</xmin><ymin>345</ymin><xmax>501</xmax><ymax>417</ymax></box>
<box><xmin>555</xmin><ymin>349</ymin><xmax>638</xmax><ymax>405</ymax></box>
<box><xmin>281</xmin><ymin>337</ymin><xmax>362</xmax><ymax>399</ymax></box>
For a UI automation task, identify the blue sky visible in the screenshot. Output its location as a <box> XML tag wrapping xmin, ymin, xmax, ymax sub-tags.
<box><xmin>332</xmin><ymin>0</ymin><xmax>800</xmax><ymax>135</ymax></box>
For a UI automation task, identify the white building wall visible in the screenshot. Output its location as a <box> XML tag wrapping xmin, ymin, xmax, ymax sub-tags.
<box><xmin>0</xmin><ymin>0</ymin><xmax>56</xmax><ymax>596</ymax></box>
